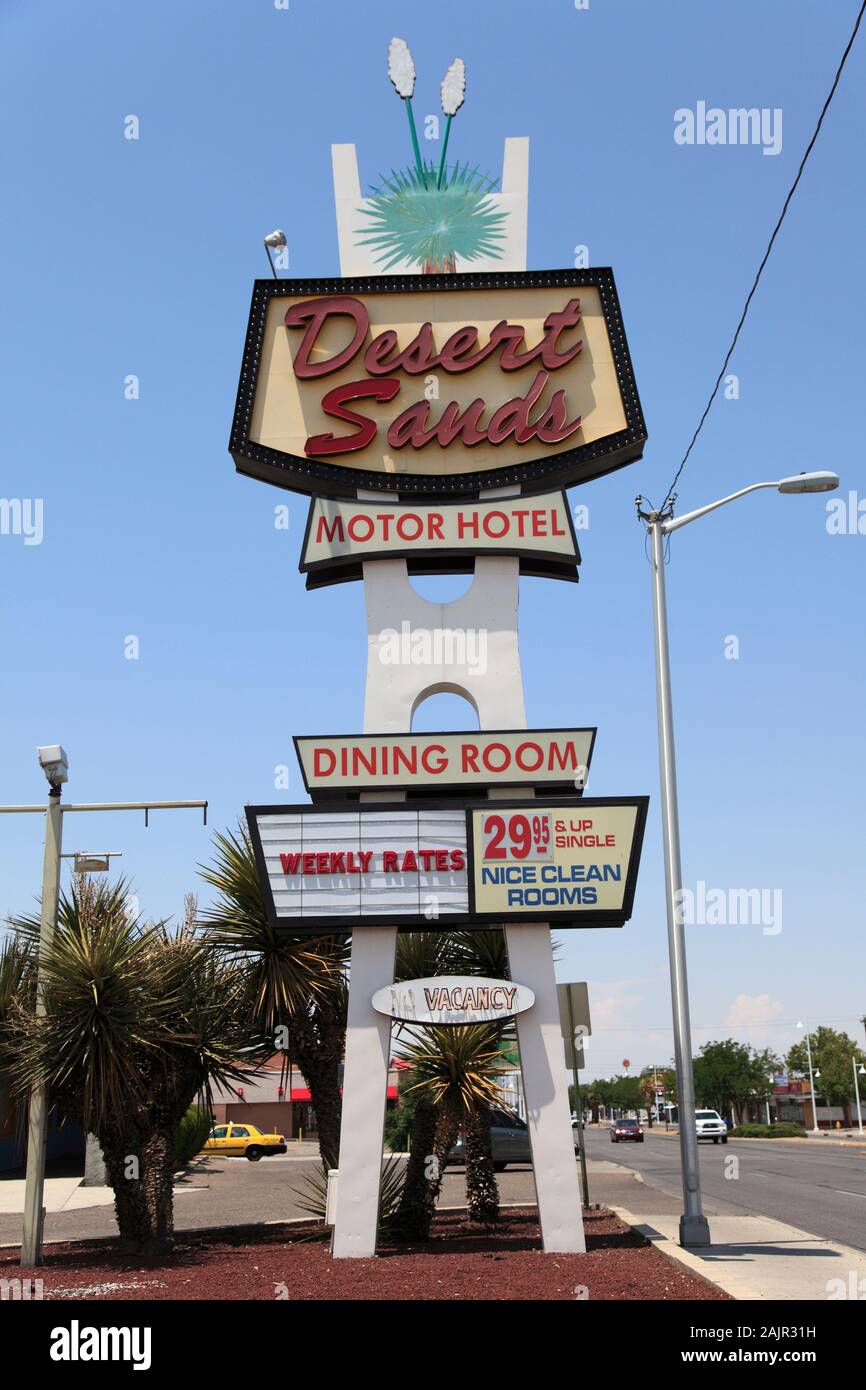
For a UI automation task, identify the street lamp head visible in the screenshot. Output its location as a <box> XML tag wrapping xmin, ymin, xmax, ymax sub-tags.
<box><xmin>263</xmin><ymin>229</ymin><xmax>287</xmax><ymax>250</ymax></box>
<box><xmin>73</xmin><ymin>853</ymin><xmax>110</xmax><ymax>873</ymax></box>
<box><xmin>37</xmin><ymin>744</ymin><xmax>68</xmax><ymax>788</ymax></box>
<box><xmin>777</xmin><ymin>470</ymin><xmax>839</xmax><ymax>494</ymax></box>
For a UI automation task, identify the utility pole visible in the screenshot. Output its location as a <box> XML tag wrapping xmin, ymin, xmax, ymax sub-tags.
<box><xmin>643</xmin><ymin>508</ymin><xmax>709</xmax><ymax>1247</ymax></box>
<box><xmin>20</xmin><ymin>779</ymin><xmax>63</xmax><ymax>1266</ymax></box>
<box><xmin>2</xmin><ymin>746</ymin><xmax>207</xmax><ymax>1268</ymax></box>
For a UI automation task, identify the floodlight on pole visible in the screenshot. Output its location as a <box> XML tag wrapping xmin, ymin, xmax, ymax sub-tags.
<box><xmin>62</xmin><ymin>851</ymin><xmax>123</xmax><ymax>873</ymax></box>
<box><xmin>263</xmin><ymin>229</ymin><xmax>287</xmax><ymax>279</ymax></box>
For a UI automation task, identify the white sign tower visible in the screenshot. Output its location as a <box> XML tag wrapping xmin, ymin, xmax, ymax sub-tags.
<box><xmin>329</xmin><ymin>135</ymin><xmax>586</xmax><ymax>1257</ymax></box>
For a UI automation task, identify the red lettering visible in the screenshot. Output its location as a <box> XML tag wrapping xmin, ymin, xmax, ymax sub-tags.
<box><xmin>420</xmin><ymin>744</ymin><xmax>448</xmax><ymax>775</ymax></box>
<box><xmin>450</xmin><ymin>849</ymin><xmax>466</xmax><ymax>871</ymax></box>
<box><xmin>284</xmin><ymin>296</ymin><xmax>369</xmax><ymax>379</ymax></box>
<box><xmin>279</xmin><ymin>853</ymin><xmax>301</xmax><ymax>875</ymax></box>
<box><xmin>306</xmin><ymin>378</ymin><xmax>400</xmax><ymax>457</ymax></box>
<box><xmin>383</xmin><ymin>850</ymin><xmax>398</xmax><ymax>873</ymax></box>
<box><xmin>347</xmin><ymin>513</ymin><xmax>375</xmax><ymax>542</ymax></box>
<box><xmin>437</xmin><ymin>325</ymin><xmax>481</xmax><ymax>372</ymax></box>
<box><xmin>396</xmin><ymin>512</ymin><xmax>424</xmax><ymax>541</ymax></box>
<box><xmin>482</xmin><ymin>510</ymin><xmax>509</xmax><ymax>539</ymax></box>
<box><xmin>312</xmin><ymin>749</ymin><xmax>336</xmax><ymax>778</ymax></box>
<box><xmin>515</xmin><ymin>741</ymin><xmax>544</xmax><ymax>771</ymax></box>
<box><xmin>461</xmin><ymin>743</ymin><xmax>480</xmax><ymax>772</ymax></box>
<box><xmin>401</xmin><ymin>850</ymin><xmax>418</xmax><ymax>872</ymax></box>
<box><xmin>315</xmin><ymin>515</ymin><xmax>345</xmax><ymax>544</ymax></box>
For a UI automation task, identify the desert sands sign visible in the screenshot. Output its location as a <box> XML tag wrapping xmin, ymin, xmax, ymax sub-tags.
<box><xmin>230</xmin><ymin>269</ymin><xmax>646</xmax><ymax>498</ymax></box>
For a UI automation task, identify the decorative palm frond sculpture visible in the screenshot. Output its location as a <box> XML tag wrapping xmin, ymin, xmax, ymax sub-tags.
<box><xmin>360</xmin><ymin>40</ymin><xmax>506</xmax><ymax>274</ymax></box>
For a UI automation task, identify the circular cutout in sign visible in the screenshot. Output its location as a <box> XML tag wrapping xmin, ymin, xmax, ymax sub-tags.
<box><xmin>372</xmin><ymin>975</ymin><xmax>534</xmax><ymax>1025</ymax></box>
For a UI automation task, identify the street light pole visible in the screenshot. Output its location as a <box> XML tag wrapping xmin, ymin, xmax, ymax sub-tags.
<box><xmin>3</xmin><ymin>746</ymin><xmax>208</xmax><ymax>1268</ymax></box>
<box><xmin>20</xmin><ymin>785</ymin><xmax>63</xmax><ymax>1267</ymax></box>
<box><xmin>637</xmin><ymin>469</ymin><xmax>839</xmax><ymax>1249</ymax></box>
<box><xmin>647</xmin><ymin>512</ymin><xmax>710</xmax><ymax>1248</ymax></box>
<box><xmin>798</xmin><ymin>1022</ymin><xmax>820</xmax><ymax>1134</ymax></box>
<box><xmin>853</xmin><ymin>1059</ymin><xmax>864</xmax><ymax>1135</ymax></box>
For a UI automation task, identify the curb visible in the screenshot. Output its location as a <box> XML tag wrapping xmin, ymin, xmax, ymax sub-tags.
<box><xmin>608</xmin><ymin>1204</ymin><xmax>753</xmax><ymax>1300</ymax></box>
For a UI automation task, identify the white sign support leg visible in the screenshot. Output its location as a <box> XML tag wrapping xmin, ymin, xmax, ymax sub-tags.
<box><xmin>505</xmin><ymin>923</ymin><xmax>586</xmax><ymax>1252</ymax></box>
<box><xmin>330</xmin><ymin>924</ymin><xmax>396</xmax><ymax>1258</ymax></box>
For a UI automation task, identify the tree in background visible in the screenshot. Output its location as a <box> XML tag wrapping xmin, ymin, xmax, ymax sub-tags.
<box><xmin>610</xmin><ymin>1074</ymin><xmax>644</xmax><ymax>1115</ymax></box>
<box><xmin>692</xmin><ymin>1040</ymin><xmax>782</xmax><ymax>1123</ymax></box>
<box><xmin>786</xmin><ymin>1026</ymin><xmax>866</xmax><ymax>1109</ymax></box>
<box><xmin>638</xmin><ymin>1070</ymin><xmax>658</xmax><ymax>1126</ymax></box>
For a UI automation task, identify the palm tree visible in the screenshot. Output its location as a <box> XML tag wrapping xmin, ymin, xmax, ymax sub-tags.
<box><xmin>5</xmin><ymin>879</ymin><xmax>253</xmax><ymax>1252</ymax></box>
<box><xmin>400</xmin><ymin>1022</ymin><xmax>508</xmax><ymax>1226</ymax></box>
<box><xmin>197</xmin><ymin>825</ymin><xmax>349</xmax><ymax>1171</ymax></box>
<box><xmin>391</xmin><ymin>931</ymin><xmax>450</xmax><ymax>1237</ymax></box>
<box><xmin>390</xmin><ymin>927</ymin><xmax>514</xmax><ymax>1237</ymax></box>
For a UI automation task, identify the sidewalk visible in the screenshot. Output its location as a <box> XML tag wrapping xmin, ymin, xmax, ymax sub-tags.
<box><xmin>0</xmin><ymin>1176</ymin><xmax>116</xmax><ymax>1216</ymax></box>
<box><xmin>588</xmin><ymin>1160</ymin><xmax>866</xmax><ymax>1301</ymax></box>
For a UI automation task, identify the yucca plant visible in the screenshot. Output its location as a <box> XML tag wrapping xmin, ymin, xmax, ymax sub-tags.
<box><xmin>365</xmin><ymin>39</ymin><xmax>506</xmax><ymax>273</ymax></box>
<box><xmin>5</xmin><ymin>880</ymin><xmax>254</xmax><ymax>1253</ymax></box>
<box><xmin>291</xmin><ymin>1155</ymin><xmax>405</xmax><ymax>1239</ymax></box>
<box><xmin>358</xmin><ymin>163</ymin><xmax>506</xmax><ymax>273</ymax></box>
<box><xmin>197</xmin><ymin>824</ymin><xmax>349</xmax><ymax>1171</ymax></box>
<box><xmin>401</xmin><ymin>1022</ymin><xmax>509</xmax><ymax>1228</ymax></box>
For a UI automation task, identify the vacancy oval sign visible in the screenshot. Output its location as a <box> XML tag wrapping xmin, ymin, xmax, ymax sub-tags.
<box><xmin>372</xmin><ymin>976</ymin><xmax>534</xmax><ymax>1025</ymax></box>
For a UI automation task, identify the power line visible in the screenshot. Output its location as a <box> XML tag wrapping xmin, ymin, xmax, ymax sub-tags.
<box><xmin>660</xmin><ymin>0</ymin><xmax>866</xmax><ymax>512</ymax></box>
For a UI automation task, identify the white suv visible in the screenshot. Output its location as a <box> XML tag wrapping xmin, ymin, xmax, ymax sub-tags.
<box><xmin>695</xmin><ymin>1109</ymin><xmax>728</xmax><ymax>1144</ymax></box>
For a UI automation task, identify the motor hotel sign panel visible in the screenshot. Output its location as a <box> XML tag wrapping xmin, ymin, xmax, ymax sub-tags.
<box><xmin>246</xmin><ymin>797</ymin><xmax>647</xmax><ymax>932</ymax></box>
<box><xmin>230</xmin><ymin>269</ymin><xmax>646</xmax><ymax>498</ymax></box>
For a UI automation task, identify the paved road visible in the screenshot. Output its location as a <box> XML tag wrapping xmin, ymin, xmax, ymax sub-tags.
<box><xmin>583</xmin><ymin>1127</ymin><xmax>866</xmax><ymax>1252</ymax></box>
<box><xmin>2</xmin><ymin>1129</ymin><xmax>864</xmax><ymax>1251</ymax></box>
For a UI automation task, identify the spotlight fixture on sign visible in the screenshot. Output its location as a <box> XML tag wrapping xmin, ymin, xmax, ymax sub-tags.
<box><xmin>263</xmin><ymin>229</ymin><xmax>287</xmax><ymax>279</ymax></box>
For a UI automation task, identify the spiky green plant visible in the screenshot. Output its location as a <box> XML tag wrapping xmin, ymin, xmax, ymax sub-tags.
<box><xmin>400</xmin><ymin>1023</ymin><xmax>509</xmax><ymax>1226</ymax></box>
<box><xmin>197</xmin><ymin>824</ymin><xmax>349</xmax><ymax>1171</ymax></box>
<box><xmin>5</xmin><ymin>881</ymin><xmax>255</xmax><ymax>1253</ymax></box>
<box><xmin>291</xmin><ymin>1155</ymin><xmax>405</xmax><ymax>1239</ymax></box>
<box><xmin>358</xmin><ymin>162</ymin><xmax>507</xmax><ymax>273</ymax></box>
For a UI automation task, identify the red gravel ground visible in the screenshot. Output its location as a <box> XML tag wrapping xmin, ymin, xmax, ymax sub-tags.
<box><xmin>8</xmin><ymin>1207</ymin><xmax>729</xmax><ymax>1301</ymax></box>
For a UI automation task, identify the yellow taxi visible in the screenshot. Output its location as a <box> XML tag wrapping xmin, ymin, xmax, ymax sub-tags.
<box><xmin>203</xmin><ymin>1121</ymin><xmax>287</xmax><ymax>1161</ymax></box>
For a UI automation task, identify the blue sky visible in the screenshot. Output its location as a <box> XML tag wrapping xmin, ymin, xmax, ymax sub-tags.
<box><xmin>1</xmin><ymin>0</ymin><xmax>863</xmax><ymax>1078</ymax></box>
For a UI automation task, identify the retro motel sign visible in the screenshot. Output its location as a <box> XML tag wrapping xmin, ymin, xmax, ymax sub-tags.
<box><xmin>231</xmin><ymin>110</ymin><xmax>647</xmax><ymax>1259</ymax></box>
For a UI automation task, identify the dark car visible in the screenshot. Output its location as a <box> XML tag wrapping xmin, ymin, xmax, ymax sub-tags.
<box><xmin>448</xmin><ymin>1107</ymin><xmax>580</xmax><ymax>1171</ymax></box>
<box><xmin>610</xmin><ymin>1117</ymin><xmax>644</xmax><ymax>1143</ymax></box>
